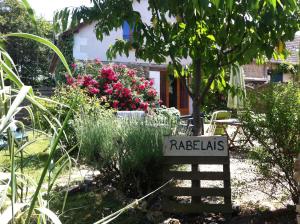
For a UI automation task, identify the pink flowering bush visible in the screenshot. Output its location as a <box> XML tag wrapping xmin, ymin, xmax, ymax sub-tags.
<box><xmin>65</xmin><ymin>61</ymin><xmax>161</xmax><ymax>111</ymax></box>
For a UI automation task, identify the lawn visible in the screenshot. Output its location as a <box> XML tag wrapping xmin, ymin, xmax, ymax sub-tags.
<box><xmin>0</xmin><ymin>131</ymin><xmax>50</xmax><ymax>182</ymax></box>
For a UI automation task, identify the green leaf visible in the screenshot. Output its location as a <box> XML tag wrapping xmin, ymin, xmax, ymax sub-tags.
<box><xmin>179</xmin><ymin>22</ymin><xmax>186</xmax><ymax>29</ymax></box>
<box><xmin>20</xmin><ymin>0</ymin><xmax>38</xmax><ymax>33</ymax></box>
<box><xmin>0</xmin><ymin>203</ymin><xmax>27</xmax><ymax>224</ymax></box>
<box><xmin>174</xmin><ymin>69</ymin><xmax>179</xmax><ymax>78</ymax></box>
<box><xmin>0</xmin><ymin>86</ymin><xmax>31</xmax><ymax>134</ymax></box>
<box><xmin>207</xmin><ymin>35</ymin><xmax>216</xmax><ymax>41</ymax></box>
<box><xmin>287</xmin><ymin>0</ymin><xmax>297</xmax><ymax>7</ymax></box>
<box><xmin>226</xmin><ymin>0</ymin><xmax>233</xmax><ymax>11</ymax></box>
<box><xmin>2</xmin><ymin>33</ymin><xmax>72</xmax><ymax>76</ymax></box>
<box><xmin>210</xmin><ymin>80</ymin><xmax>215</xmax><ymax>90</ymax></box>
<box><xmin>211</xmin><ymin>0</ymin><xmax>220</xmax><ymax>8</ymax></box>
<box><xmin>192</xmin><ymin>0</ymin><xmax>200</xmax><ymax>11</ymax></box>
<box><xmin>0</xmin><ymin>58</ymin><xmax>24</xmax><ymax>91</ymax></box>
<box><xmin>269</xmin><ymin>0</ymin><xmax>276</xmax><ymax>8</ymax></box>
<box><xmin>35</xmin><ymin>207</ymin><xmax>62</xmax><ymax>224</ymax></box>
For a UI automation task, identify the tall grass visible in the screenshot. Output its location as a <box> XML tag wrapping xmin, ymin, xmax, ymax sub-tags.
<box><xmin>0</xmin><ymin>32</ymin><xmax>73</xmax><ymax>224</ymax></box>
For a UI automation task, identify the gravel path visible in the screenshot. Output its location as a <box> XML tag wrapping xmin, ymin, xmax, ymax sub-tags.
<box><xmin>177</xmin><ymin>152</ymin><xmax>292</xmax><ymax>210</ymax></box>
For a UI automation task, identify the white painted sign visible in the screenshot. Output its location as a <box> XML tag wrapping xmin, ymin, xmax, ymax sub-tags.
<box><xmin>163</xmin><ymin>136</ymin><xmax>228</xmax><ymax>157</ymax></box>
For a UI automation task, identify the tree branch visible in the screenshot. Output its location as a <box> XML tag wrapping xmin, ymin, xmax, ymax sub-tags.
<box><xmin>152</xmin><ymin>0</ymin><xmax>194</xmax><ymax>98</ymax></box>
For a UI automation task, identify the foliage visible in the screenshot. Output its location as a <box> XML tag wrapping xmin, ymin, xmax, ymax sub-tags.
<box><xmin>66</xmin><ymin>61</ymin><xmax>161</xmax><ymax>111</ymax></box>
<box><xmin>74</xmin><ymin>107</ymin><xmax>116</xmax><ymax>162</ymax></box>
<box><xmin>277</xmin><ymin>63</ymin><xmax>298</xmax><ymax>75</ymax></box>
<box><xmin>153</xmin><ymin>106</ymin><xmax>180</xmax><ymax>125</ymax></box>
<box><xmin>118</xmin><ymin>118</ymin><xmax>172</xmax><ymax>194</ymax></box>
<box><xmin>75</xmin><ymin>113</ymin><xmax>173</xmax><ymax>195</ymax></box>
<box><xmin>0</xmin><ymin>0</ymin><xmax>54</xmax><ymax>87</ymax></box>
<box><xmin>202</xmin><ymin>90</ymin><xmax>227</xmax><ymax>114</ymax></box>
<box><xmin>56</xmin><ymin>0</ymin><xmax>300</xmax><ymax>135</ymax></box>
<box><xmin>0</xmin><ymin>30</ymin><xmax>73</xmax><ymax>223</ymax></box>
<box><xmin>55</xmin><ymin>34</ymin><xmax>74</xmax><ymax>80</ymax></box>
<box><xmin>38</xmin><ymin>85</ymin><xmax>109</xmax><ymax>149</ymax></box>
<box><xmin>241</xmin><ymin>83</ymin><xmax>300</xmax><ymax>203</ymax></box>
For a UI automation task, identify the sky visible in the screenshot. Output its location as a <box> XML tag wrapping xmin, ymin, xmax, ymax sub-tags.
<box><xmin>27</xmin><ymin>0</ymin><xmax>92</xmax><ymax>21</ymax></box>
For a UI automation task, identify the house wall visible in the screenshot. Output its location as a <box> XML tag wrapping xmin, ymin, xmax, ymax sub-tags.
<box><xmin>283</xmin><ymin>73</ymin><xmax>293</xmax><ymax>82</ymax></box>
<box><xmin>73</xmin><ymin>0</ymin><xmax>151</xmax><ymax>63</ymax></box>
<box><xmin>242</xmin><ymin>62</ymin><xmax>269</xmax><ymax>84</ymax></box>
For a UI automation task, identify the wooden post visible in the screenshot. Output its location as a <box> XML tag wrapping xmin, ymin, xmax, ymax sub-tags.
<box><xmin>294</xmin><ymin>154</ymin><xmax>300</xmax><ymax>224</ymax></box>
<box><xmin>191</xmin><ymin>164</ymin><xmax>201</xmax><ymax>204</ymax></box>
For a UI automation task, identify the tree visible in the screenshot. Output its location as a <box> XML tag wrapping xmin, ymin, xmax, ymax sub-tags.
<box><xmin>55</xmin><ymin>0</ymin><xmax>300</xmax><ymax>135</ymax></box>
<box><xmin>0</xmin><ymin>0</ymin><xmax>54</xmax><ymax>87</ymax></box>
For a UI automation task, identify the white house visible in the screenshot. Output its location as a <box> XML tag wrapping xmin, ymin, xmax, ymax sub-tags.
<box><xmin>71</xmin><ymin>0</ymin><xmax>299</xmax><ymax>115</ymax></box>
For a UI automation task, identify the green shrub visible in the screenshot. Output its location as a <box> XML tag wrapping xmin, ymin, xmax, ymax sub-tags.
<box><xmin>118</xmin><ymin>118</ymin><xmax>172</xmax><ymax>194</ymax></box>
<box><xmin>74</xmin><ymin>113</ymin><xmax>173</xmax><ymax>195</ymax></box>
<box><xmin>241</xmin><ymin>83</ymin><xmax>300</xmax><ymax>203</ymax></box>
<box><xmin>37</xmin><ymin>86</ymin><xmax>112</xmax><ymax>149</ymax></box>
<box><xmin>154</xmin><ymin>106</ymin><xmax>180</xmax><ymax>125</ymax></box>
<box><xmin>74</xmin><ymin>110</ymin><xmax>117</xmax><ymax>163</ymax></box>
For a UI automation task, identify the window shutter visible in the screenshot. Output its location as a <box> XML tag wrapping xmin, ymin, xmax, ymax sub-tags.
<box><xmin>122</xmin><ymin>21</ymin><xmax>131</xmax><ymax>41</ymax></box>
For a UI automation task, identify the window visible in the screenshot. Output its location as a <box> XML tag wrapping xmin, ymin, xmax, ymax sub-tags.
<box><xmin>122</xmin><ymin>21</ymin><xmax>134</xmax><ymax>41</ymax></box>
<box><xmin>270</xmin><ymin>72</ymin><xmax>283</xmax><ymax>82</ymax></box>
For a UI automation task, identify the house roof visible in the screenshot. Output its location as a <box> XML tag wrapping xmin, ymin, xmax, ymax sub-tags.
<box><xmin>269</xmin><ymin>33</ymin><xmax>300</xmax><ymax>65</ymax></box>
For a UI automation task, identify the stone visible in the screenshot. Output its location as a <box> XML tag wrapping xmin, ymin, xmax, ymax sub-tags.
<box><xmin>162</xmin><ymin>218</ymin><xmax>181</xmax><ymax>224</ymax></box>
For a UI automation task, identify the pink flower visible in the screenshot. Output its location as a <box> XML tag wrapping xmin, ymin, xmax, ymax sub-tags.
<box><xmin>112</xmin><ymin>64</ymin><xmax>119</xmax><ymax>69</ymax></box>
<box><xmin>144</xmin><ymin>80</ymin><xmax>149</xmax><ymax>87</ymax></box>
<box><xmin>95</xmin><ymin>58</ymin><xmax>101</xmax><ymax>64</ymax></box>
<box><xmin>127</xmin><ymin>69</ymin><xmax>136</xmax><ymax>77</ymax></box>
<box><xmin>149</xmin><ymin>79</ymin><xmax>154</xmax><ymax>86</ymax></box>
<box><xmin>112</xmin><ymin>100</ymin><xmax>119</xmax><ymax>108</ymax></box>
<box><xmin>88</xmin><ymin>87</ymin><xmax>100</xmax><ymax>95</ymax></box>
<box><xmin>102</xmin><ymin>67</ymin><xmax>117</xmax><ymax>81</ymax></box>
<box><xmin>134</xmin><ymin>98</ymin><xmax>140</xmax><ymax>103</ymax></box>
<box><xmin>76</xmin><ymin>75</ymin><xmax>84</xmax><ymax>86</ymax></box>
<box><xmin>105</xmin><ymin>88</ymin><xmax>113</xmax><ymax>95</ymax></box>
<box><xmin>89</xmin><ymin>79</ymin><xmax>99</xmax><ymax>87</ymax></box>
<box><xmin>147</xmin><ymin>89</ymin><xmax>157</xmax><ymax>97</ymax></box>
<box><xmin>103</xmin><ymin>83</ymin><xmax>109</xmax><ymax>90</ymax></box>
<box><xmin>83</xmin><ymin>75</ymin><xmax>93</xmax><ymax>87</ymax></box>
<box><xmin>65</xmin><ymin>74</ymin><xmax>75</xmax><ymax>85</ymax></box>
<box><xmin>113</xmin><ymin>82</ymin><xmax>123</xmax><ymax>90</ymax></box>
<box><xmin>138</xmin><ymin>84</ymin><xmax>145</xmax><ymax>91</ymax></box>
<box><xmin>71</xmin><ymin>63</ymin><xmax>77</xmax><ymax>69</ymax></box>
<box><xmin>131</xmin><ymin>104</ymin><xmax>137</xmax><ymax>109</ymax></box>
<box><xmin>140</xmin><ymin>102</ymin><xmax>149</xmax><ymax>111</ymax></box>
<box><xmin>122</xmin><ymin>88</ymin><xmax>132</xmax><ymax>97</ymax></box>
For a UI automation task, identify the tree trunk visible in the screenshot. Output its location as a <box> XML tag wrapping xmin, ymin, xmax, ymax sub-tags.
<box><xmin>191</xmin><ymin>59</ymin><xmax>202</xmax><ymax>204</ymax></box>
<box><xmin>192</xmin><ymin>98</ymin><xmax>202</xmax><ymax>136</ymax></box>
<box><xmin>192</xmin><ymin>60</ymin><xmax>202</xmax><ymax>136</ymax></box>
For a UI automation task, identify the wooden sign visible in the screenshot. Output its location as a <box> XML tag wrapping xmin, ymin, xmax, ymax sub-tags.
<box><xmin>162</xmin><ymin>135</ymin><xmax>232</xmax><ymax>219</ymax></box>
<box><xmin>163</xmin><ymin>136</ymin><xmax>228</xmax><ymax>157</ymax></box>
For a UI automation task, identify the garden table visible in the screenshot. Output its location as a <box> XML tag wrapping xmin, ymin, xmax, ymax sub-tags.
<box><xmin>213</xmin><ymin>119</ymin><xmax>253</xmax><ymax>149</ymax></box>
